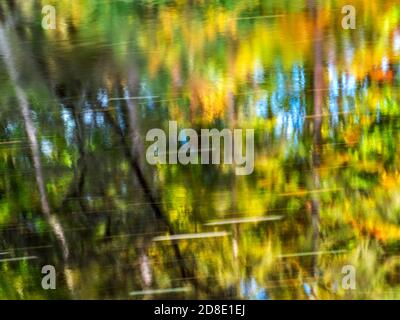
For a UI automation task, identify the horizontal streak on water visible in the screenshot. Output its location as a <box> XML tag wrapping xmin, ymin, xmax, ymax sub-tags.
<box><xmin>0</xmin><ymin>256</ymin><xmax>38</xmax><ymax>262</ymax></box>
<box><xmin>205</xmin><ymin>215</ymin><xmax>283</xmax><ymax>226</ymax></box>
<box><xmin>0</xmin><ymin>140</ymin><xmax>22</xmax><ymax>145</ymax></box>
<box><xmin>153</xmin><ymin>231</ymin><xmax>230</xmax><ymax>242</ymax></box>
<box><xmin>108</xmin><ymin>95</ymin><xmax>159</xmax><ymax>101</ymax></box>
<box><xmin>129</xmin><ymin>287</ymin><xmax>191</xmax><ymax>296</ymax></box>
<box><xmin>101</xmin><ymin>231</ymin><xmax>167</xmax><ymax>240</ymax></box>
<box><xmin>278</xmin><ymin>250</ymin><xmax>347</xmax><ymax>258</ymax></box>
<box><xmin>9</xmin><ymin>245</ymin><xmax>53</xmax><ymax>251</ymax></box>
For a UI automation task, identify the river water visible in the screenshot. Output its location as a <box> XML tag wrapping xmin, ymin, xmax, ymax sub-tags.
<box><xmin>1</xmin><ymin>0</ymin><xmax>400</xmax><ymax>299</ymax></box>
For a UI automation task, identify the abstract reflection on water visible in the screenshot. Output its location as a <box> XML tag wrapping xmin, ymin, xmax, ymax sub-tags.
<box><xmin>0</xmin><ymin>0</ymin><xmax>400</xmax><ymax>300</ymax></box>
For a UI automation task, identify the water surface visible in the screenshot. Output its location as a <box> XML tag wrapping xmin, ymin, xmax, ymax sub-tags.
<box><xmin>1</xmin><ymin>0</ymin><xmax>400</xmax><ymax>299</ymax></box>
